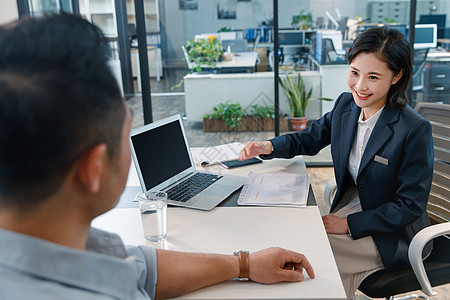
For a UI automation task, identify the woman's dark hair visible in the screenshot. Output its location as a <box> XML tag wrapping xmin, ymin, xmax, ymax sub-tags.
<box><xmin>347</xmin><ymin>26</ymin><xmax>412</xmax><ymax>107</ymax></box>
<box><xmin>0</xmin><ymin>13</ymin><xmax>125</xmax><ymax>209</ymax></box>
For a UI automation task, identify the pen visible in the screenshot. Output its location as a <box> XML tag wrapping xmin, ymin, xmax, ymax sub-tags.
<box><xmin>201</xmin><ymin>161</ymin><xmax>220</xmax><ymax>167</ymax></box>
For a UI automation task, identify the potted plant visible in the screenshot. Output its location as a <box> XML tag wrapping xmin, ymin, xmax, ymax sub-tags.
<box><xmin>185</xmin><ymin>37</ymin><xmax>224</xmax><ymax>71</ymax></box>
<box><xmin>203</xmin><ymin>101</ymin><xmax>243</xmax><ymax>132</ymax></box>
<box><xmin>203</xmin><ymin>102</ymin><xmax>289</xmax><ymax>132</ymax></box>
<box><xmin>291</xmin><ymin>10</ymin><xmax>312</xmax><ymax>29</ymax></box>
<box><xmin>172</xmin><ymin>37</ymin><xmax>225</xmax><ymax>90</ymax></box>
<box><xmin>278</xmin><ymin>72</ymin><xmax>332</xmax><ymax>131</ymax></box>
<box><xmin>248</xmin><ymin>104</ymin><xmax>289</xmax><ymax>131</ymax></box>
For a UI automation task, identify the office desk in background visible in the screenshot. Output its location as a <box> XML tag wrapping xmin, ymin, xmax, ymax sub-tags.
<box><xmin>191</xmin><ymin>52</ymin><xmax>259</xmax><ymax>74</ymax></box>
<box><xmin>92</xmin><ymin>152</ymin><xmax>346</xmax><ymax>300</ymax></box>
<box><xmin>184</xmin><ymin>71</ymin><xmax>322</xmax><ymax>122</ymax></box>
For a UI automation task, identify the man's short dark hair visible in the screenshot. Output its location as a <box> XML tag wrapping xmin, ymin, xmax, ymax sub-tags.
<box><xmin>0</xmin><ymin>13</ymin><xmax>125</xmax><ymax>209</ymax></box>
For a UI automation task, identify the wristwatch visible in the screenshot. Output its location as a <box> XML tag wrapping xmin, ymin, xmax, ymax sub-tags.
<box><xmin>234</xmin><ymin>250</ymin><xmax>250</xmax><ymax>280</ymax></box>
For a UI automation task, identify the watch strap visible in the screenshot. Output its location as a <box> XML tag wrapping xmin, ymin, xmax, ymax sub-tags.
<box><xmin>234</xmin><ymin>250</ymin><xmax>250</xmax><ymax>280</ymax></box>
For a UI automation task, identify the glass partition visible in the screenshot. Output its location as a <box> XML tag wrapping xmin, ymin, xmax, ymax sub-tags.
<box><xmin>27</xmin><ymin>0</ymin><xmax>74</xmax><ymax>14</ymax></box>
<box><xmin>78</xmin><ymin>0</ymin><xmax>450</xmax><ymax>164</ymax></box>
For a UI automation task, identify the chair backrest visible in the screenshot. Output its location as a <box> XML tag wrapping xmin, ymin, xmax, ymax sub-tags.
<box><xmin>322</xmin><ymin>38</ymin><xmax>336</xmax><ymax>63</ymax></box>
<box><xmin>415</xmin><ymin>102</ymin><xmax>450</xmax><ymax>224</ymax></box>
<box><xmin>252</xmin><ymin>33</ymin><xmax>261</xmax><ymax>52</ymax></box>
<box><xmin>412</xmin><ymin>48</ymin><xmax>430</xmax><ymax>92</ymax></box>
<box><xmin>181</xmin><ymin>45</ymin><xmax>194</xmax><ymax>69</ymax></box>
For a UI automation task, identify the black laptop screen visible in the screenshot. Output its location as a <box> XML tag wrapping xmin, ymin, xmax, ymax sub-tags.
<box><xmin>131</xmin><ymin>119</ymin><xmax>191</xmax><ymax>190</ymax></box>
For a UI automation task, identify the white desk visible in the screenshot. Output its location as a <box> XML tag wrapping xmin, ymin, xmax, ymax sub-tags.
<box><xmin>191</xmin><ymin>52</ymin><xmax>258</xmax><ymax>73</ymax></box>
<box><xmin>215</xmin><ymin>52</ymin><xmax>259</xmax><ymax>71</ymax></box>
<box><xmin>184</xmin><ymin>71</ymin><xmax>322</xmax><ymax>122</ymax></box>
<box><xmin>93</xmin><ymin>154</ymin><xmax>346</xmax><ymax>300</ymax></box>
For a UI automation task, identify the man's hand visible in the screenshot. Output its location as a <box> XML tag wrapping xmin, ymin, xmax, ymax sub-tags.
<box><xmin>322</xmin><ymin>215</ymin><xmax>349</xmax><ymax>234</ymax></box>
<box><xmin>155</xmin><ymin>247</ymin><xmax>315</xmax><ymax>300</ymax></box>
<box><xmin>239</xmin><ymin>141</ymin><xmax>273</xmax><ymax>161</ymax></box>
<box><xmin>249</xmin><ymin>247</ymin><xmax>315</xmax><ymax>283</ymax></box>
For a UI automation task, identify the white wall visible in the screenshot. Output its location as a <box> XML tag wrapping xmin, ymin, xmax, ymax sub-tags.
<box><xmin>184</xmin><ymin>71</ymin><xmax>322</xmax><ymax>122</ymax></box>
<box><xmin>0</xmin><ymin>0</ymin><xmax>18</xmax><ymax>25</ymax></box>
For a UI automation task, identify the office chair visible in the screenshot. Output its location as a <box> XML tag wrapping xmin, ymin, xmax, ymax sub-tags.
<box><xmin>412</xmin><ymin>48</ymin><xmax>430</xmax><ymax>92</ymax></box>
<box><xmin>181</xmin><ymin>45</ymin><xmax>194</xmax><ymax>70</ymax></box>
<box><xmin>324</xmin><ymin>103</ymin><xmax>450</xmax><ymax>300</ymax></box>
<box><xmin>322</xmin><ymin>38</ymin><xmax>346</xmax><ymax>64</ymax></box>
<box><xmin>252</xmin><ymin>32</ymin><xmax>261</xmax><ymax>53</ymax></box>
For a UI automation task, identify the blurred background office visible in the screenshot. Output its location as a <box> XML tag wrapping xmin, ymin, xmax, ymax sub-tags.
<box><xmin>1</xmin><ymin>0</ymin><xmax>449</xmax><ymax>167</ymax></box>
<box><xmin>4</xmin><ymin>0</ymin><xmax>449</xmax><ymax>134</ymax></box>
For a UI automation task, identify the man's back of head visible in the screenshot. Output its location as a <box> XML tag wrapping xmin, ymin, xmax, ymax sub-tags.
<box><xmin>0</xmin><ymin>13</ymin><xmax>126</xmax><ymax>211</ymax></box>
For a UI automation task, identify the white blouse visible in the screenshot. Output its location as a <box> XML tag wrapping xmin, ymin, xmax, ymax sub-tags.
<box><xmin>348</xmin><ymin>106</ymin><xmax>385</xmax><ymax>183</ymax></box>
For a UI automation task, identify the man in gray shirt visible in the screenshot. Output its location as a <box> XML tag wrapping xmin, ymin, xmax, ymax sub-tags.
<box><xmin>0</xmin><ymin>13</ymin><xmax>314</xmax><ymax>300</ymax></box>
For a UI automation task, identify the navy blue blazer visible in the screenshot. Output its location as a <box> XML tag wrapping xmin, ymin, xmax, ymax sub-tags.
<box><xmin>267</xmin><ymin>92</ymin><xmax>434</xmax><ymax>271</ymax></box>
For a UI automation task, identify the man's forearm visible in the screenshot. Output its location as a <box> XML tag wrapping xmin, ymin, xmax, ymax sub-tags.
<box><xmin>155</xmin><ymin>249</ymin><xmax>239</xmax><ymax>300</ymax></box>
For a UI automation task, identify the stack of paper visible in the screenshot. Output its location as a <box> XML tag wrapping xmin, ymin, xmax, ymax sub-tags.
<box><xmin>191</xmin><ymin>142</ymin><xmax>245</xmax><ymax>165</ymax></box>
<box><xmin>237</xmin><ymin>172</ymin><xmax>310</xmax><ymax>207</ymax></box>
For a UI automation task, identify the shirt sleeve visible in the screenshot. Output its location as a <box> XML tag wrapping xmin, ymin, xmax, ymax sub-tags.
<box><xmin>126</xmin><ymin>245</ymin><xmax>158</xmax><ymax>300</ymax></box>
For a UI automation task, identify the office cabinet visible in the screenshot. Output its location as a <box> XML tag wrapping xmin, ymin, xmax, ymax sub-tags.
<box><xmin>367</xmin><ymin>1</ymin><xmax>409</xmax><ymax>24</ymax></box>
<box><xmin>80</xmin><ymin>0</ymin><xmax>159</xmax><ymax>36</ymax></box>
<box><xmin>79</xmin><ymin>0</ymin><xmax>162</xmax><ymax>78</ymax></box>
<box><xmin>126</xmin><ymin>0</ymin><xmax>159</xmax><ymax>33</ymax></box>
<box><xmin>367</xmin><ymin>1</ymin><xmax>436</xmax><ymax>25</ymax></box>
<box><xmin>80</xmin><ymin>0</ymin><xmax>117</xmax><ymax>37</ymax></box>
<box><xmin>423</xmin><ymin>62</ymin><xmax>450</xmax><ymax>104</ymax></box>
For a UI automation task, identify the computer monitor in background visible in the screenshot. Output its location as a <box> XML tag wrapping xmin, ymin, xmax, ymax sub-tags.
<box><xmin>358</xmin><ymin>24</ymin><xmax>406</xmax><ymax>37</ymax></box>
<box><xmin>419</xmin><ymin>14</ymin><xmax>446</xmax><ymax>38</ymax></box>
<box><xmin>414</xmin><ymin>24</ymin><xmax>437</xmax><ymax>49</ymax></box>
<box><xmin>388</xmin><ymin>24</ymin><xmax>407</xmax><ymax>36</ymax></box>
<box><xmin>278</xmin><ymin>30</ymin><xmax>303</xmax><ymax>46</ymax></box>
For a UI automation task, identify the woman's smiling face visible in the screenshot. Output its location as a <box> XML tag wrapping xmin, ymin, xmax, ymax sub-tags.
<box><xmin>347</xmin><ymin>52</ymin><xmax>403</xmax><ymax>120</ymax></box>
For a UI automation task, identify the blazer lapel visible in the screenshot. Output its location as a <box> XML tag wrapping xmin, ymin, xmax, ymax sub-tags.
<box><xmin>338</xmin><ymin>103</ymin><xmax>360</xmax><ymax>183</ymax></box>
<box><xmin>357</xmin><ymin>106</ymin><xmax>400</xmax><ymax>177</ymax></box>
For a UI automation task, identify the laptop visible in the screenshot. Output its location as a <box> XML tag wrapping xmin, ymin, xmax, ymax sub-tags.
<box><xmin>129</xmin><ymin>114</ymin><xmax>245</xmax><ymax>210</ymax></box>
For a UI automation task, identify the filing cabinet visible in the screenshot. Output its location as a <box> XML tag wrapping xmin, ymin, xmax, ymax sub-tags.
<box><xmin>423</xmin><ymin>61</ymin><xmax>450</xmax><ymax>104</ymax></box>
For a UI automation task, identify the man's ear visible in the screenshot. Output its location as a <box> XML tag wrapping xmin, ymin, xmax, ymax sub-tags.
<box><xmin>392</xmin><ymin>69</ymin><xmax>404</xmax><ymax>85</ymax></box>
<box><xmin>76</xmin><ymin>144</ymin><xmax>108</xmax><ymax>194</ymax></box>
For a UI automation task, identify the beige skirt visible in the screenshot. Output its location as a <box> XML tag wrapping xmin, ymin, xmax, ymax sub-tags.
<box><xmin>327</xmin><ymin>185</ymin><xmax>384</xmax><ymax>299</ymax></box>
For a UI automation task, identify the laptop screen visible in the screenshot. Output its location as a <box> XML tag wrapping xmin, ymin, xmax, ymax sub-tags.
<box><xmin>130</xmin><ymin>119</ymin><xmax>191</xmax><ymax>191</ymax></box>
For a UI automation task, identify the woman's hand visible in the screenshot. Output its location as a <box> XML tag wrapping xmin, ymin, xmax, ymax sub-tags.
<box><xmin>239</xmin><ymin>141</ymin><xmax>273</xmax><ymax>161</ymax></box>
<box><xmin>322</xmin><ymin>215</ymin><xmax>349</xmax><ymax>234</ymax></box>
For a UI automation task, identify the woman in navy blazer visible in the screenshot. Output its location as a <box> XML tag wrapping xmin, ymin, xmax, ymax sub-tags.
<box><xmin>240</xmin><ymin>27</ymin><xmax>433</xmax><ymax>298</ymax></box>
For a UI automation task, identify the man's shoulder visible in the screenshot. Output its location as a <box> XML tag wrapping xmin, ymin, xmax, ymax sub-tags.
<box><xmin>87</xmin><ymin>227</ymin><xmax>128</xmax><ymax>258</ymax></box>
<box><xmin>0</xmin><ymin>228</ymin><xmax>151</xmax><ymax>300</ymax></box>
<box><xmin>0</xmin><ymin>267</ymin><xmax>110</xmax><ymax>300</ymax></box>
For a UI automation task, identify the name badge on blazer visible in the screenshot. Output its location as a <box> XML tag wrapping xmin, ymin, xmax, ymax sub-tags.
<box><xmin>374</xmin><ymin>155</ymin><xmax>389</xmax><ymax>166</ymax></box>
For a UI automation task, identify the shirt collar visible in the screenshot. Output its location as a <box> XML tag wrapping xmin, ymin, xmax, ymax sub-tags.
<box><xmin>0</xmin><ymin>228</ymin><xmax>141</xmax><ymax>299</ymax></box>
<box><xmin>358</xmin><ymin>105</ymin><xmax>385</xmax><ymax>128</ymax></box>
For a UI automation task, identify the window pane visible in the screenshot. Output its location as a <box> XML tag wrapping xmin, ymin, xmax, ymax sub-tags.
<box><xmin>123</xmin><ymin>0</ymin><xmax>450</xmax><ymax>164</ymax></box>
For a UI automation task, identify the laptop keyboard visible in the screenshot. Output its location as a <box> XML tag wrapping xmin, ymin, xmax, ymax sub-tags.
<box><xmin>166</xmin><ymin>173</ymin><xmax>223</xmax><ymax>202</ymax></box>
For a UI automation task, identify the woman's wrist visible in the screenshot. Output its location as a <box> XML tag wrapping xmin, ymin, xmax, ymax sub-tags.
<box><xmin>265</xmin><ymin>141</ymin><xmax>274</xmax><ymax>155</ymax></box>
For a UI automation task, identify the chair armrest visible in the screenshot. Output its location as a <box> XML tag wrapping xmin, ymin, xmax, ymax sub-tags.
<box><xmin>408</xmin><ymin>222</ymin><xmax>450</xmax><ymax>296</ymax></box>
<box><xmin>323</xmin><ymin>177</ymin><xmax>337</xmax><ymax>209</ymax></box>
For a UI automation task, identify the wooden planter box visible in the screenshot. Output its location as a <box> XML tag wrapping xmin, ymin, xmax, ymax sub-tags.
<box><xmin>203</xmin><ymin>116</ymin><xmax>289</xmax><ymax>132</ymax></box>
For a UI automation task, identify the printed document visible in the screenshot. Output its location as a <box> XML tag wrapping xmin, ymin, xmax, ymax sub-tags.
<box><xmin>191</xmin><ymin>142</ymin><xmax>244</xmax><ymax>165</ymax></box>
<box><xmin>237</xmin><ymin>172</ymin><xmax>310</xmax><ymax>207</ymax></box>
